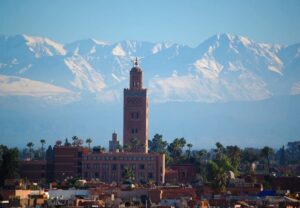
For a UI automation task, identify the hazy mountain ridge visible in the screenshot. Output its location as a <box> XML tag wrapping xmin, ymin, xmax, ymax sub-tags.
<box><xmin>0</xmin><ymin>33</ymin><xmax>300</xmax><ymax>103</ymax></box>
<box><xmin>0</xmin><ymin>34</ymin><xmax>299</xmax><ymax>146</ymax></box>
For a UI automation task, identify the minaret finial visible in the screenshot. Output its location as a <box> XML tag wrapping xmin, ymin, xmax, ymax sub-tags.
<box><xmin>134</xmin><ymin>57</ymin><xmax>138</xmax><ymax>66</ymax></box>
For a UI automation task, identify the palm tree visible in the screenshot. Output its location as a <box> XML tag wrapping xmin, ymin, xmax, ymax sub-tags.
<box><xmin>215</xmin><ymin>142</ymin><xmax>225</xmax><ymax>160</ymax></box>
<box><xmin>197</xmin><ymin>149</ymin><xmax>208</xmax><ymax>161</ymax></box>
<box><xmin>187</xmin><ymin>143</ymin><xmax>193</xmax><ymax>159</ymax></box>
<box><xmin>149</xmin><ymin>134</ymin><xmax>168</xmax><ymax>153</ymax></box>
<box><xmin>86</xmin><ymin>138</ymin><xmax>92</xmax><ymax>151</ymax></box>
<box><xmin>40</xmin><ymin>139</ymin><xmax>46</xmax><ymax>159</ymax></box>
<box><xmin>72</xmin><ymin>136</ymin><xmax>78</xmax><ymax>146</ymax></box>
<box><xmin>167</xmin><ymin>138</ymin><xmax>186</xmax><ymax>162</ymax></box>
<box><xmin>26</xmin><ymin>142</ymin><xmax>34</xmax><ymax>160</ymax></box>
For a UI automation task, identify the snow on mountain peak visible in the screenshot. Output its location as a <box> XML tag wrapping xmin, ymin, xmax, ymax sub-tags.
<box><xmin>64</xmin><ymin>55</ymin><xmax>106</xmax><ymax>92</ymax></box>
<box><xmin>1</xmin><ymin>33</ymin><xmax>300</xmax><ymax>104</ymax></box>
<box><xmin>152</xmin><ymin>42</ymin><xmax>173</xmax><ymax>54</ymax></box>
<box><xmin>22</xmin><ymin>34</ymin><xmax>66</xmax><ymax>57</ymax></box>
<box><xmin>91</xmin><ymin>38</ymin><xmax>110</xmax><ymax>46</ymax></box>
<box><xmin>112</xmin><ymin>43</ymin><xmax>126</xmax><ymax>56</ymax></box>
<box><xmin>194</xmin><ymin>55</ymin><xmax>223</xmax><ymax>79</ymax></box>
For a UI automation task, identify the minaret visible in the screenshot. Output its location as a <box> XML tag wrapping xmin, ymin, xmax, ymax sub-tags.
<box><xmin>109</xmin><ymin>132</ymin><xmax>120</xmax><ymax>152</ymax></box>
<box><xmin>123</xmin><ymin>58</ymin><xmax>148</xmax><ymax>153</ymax></box>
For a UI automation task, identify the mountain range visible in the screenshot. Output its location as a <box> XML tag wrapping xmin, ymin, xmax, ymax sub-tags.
<box><xmin>0</xmin><ymin>33</ymin><xmax>299</xmax><ymax>148</ymax></box>
<box><xmin>1</xmin><ymin>33</ymin><xmax>300</xmax><ymax>104</ymax></box>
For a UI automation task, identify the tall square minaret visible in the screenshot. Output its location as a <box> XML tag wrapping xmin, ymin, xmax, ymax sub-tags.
<box><xmin>123</xmin><ymin>58</ymin><xmax>148</xmax><ymax>153</ymax></box>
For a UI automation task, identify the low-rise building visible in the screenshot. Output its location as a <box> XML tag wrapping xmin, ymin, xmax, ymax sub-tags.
<box><xmin>53</xmin><ymin>146</ymin><xmax>88</xmax><ymax>181</ymax></box>
<box><xmin>20</xmin><ymin>160</ymin><xmax>47</xmax><ymax>182</ymax></box>
<box><xmin>165</xmin><ymin>168</ymin><xmax>179</xmax><ymax>184</ymax></box>
<box><xmin>148</xmin><ymin>187</ymin><xmax>198</xmax><ymax>206</ymax></box>
<box><xmin>168</xmin><ymin>164</ymin><xmax>196</xmax><ymax>184</ymax></box>
<box><xmin>82</xmin><ymin>152</ymin><xmax>165</xmax><ymax>184</ymax></box>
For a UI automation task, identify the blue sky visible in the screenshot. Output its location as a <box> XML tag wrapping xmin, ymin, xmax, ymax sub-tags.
<box><xmin>0</xmin><ymin>0</ymin><xmax>300</xmax><ymax>46</ymax></box>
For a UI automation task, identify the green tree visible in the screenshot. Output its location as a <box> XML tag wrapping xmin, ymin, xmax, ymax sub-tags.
<box><xmin>205</xmin><ymin>143</ymin><xmax>235</xmax><ymax>193</ymax></box>
<box><xmin>241</xmin><ymin>148</ymin><xmax>260</xmax><ymax>164</ymax></box>
<box><xmin>226</xmin><ymin>145</ymin><xmax>241</xmax><ymax>175</ymax></box>
<box><xmin>186</xmin><ymin>143</ymin><xmax>193</xmax><ymax>159</ymax></box>
<box><xmin>40</xmin><ymin>139</ymin><xmax>46</xmax><ymax>159</ymax></box>
<box><xmin>86</xmin><ymin>138</ymin><xmax>93</xmax><ymax>151</ymax></box>
<box><xmin>72</xmin><ymin>136</ymin><xmax>79</xmax><ymax>146</ymax></box>
<box><xmin>0</xmin><ymin>146</ymin><xmax>19</xmax><ymax>186</ymax></box>
<box><xmin>214</xmin><ymin>142</ymin><xmax>225</xmax><ymax>160</ymax></box>
<box><xmin>167</xmin><ymin>137</ymin><xmax>186</xmax><ymax>163</ymax></box>
<box><xmin>261</xmin><ymin>146</ymin><xmax>274</xmax><ymax>174</ymax></box>
<box><xmin>123</xmin><ymin>144</ymin><xmax>130</xmax><ymax>152</ymax></box>
<box><xmin>93</xmin><ymin>146</ymin><xmax>106</xmax><ymax>153</ymax></box>
<box><xmin>196</xmin><ymin>149</ymin><xmax>208</xmax><ymax>161</ymax></box>
<box><xmin>122</xmin><ymin>168</ymin><xmax>135</xmax><ymax>181</ymax></box>
<box><xmin>206</xmin><ymin>160</ymin><xmax>227</xmax><ymax>193</ymax></box>
<box><xmin>149</xmin><ymin>134</ymin><xmax>168</xmax><ymax>153</ymax></box>
<box><xmin>72</xmin><ymin>136</ymin><xmax>83</xmax><ymax>147</ymax></box>
<box><xmin>26</xmin><ymin>142</ymin><xmax>34</xmax><ymax>160</ymax></box>
<box><xmin>194</xmin><ymin>149</ymin><xmax>208</xmax><ymax>182</ymax></box>
<box><xmin>129</xmin><ymin>137</ymin><xmax>139</xmax><ymax>152</ymax></box>
<box><xmin>46</xmin><ymin>145</ymin><xmax>54</xmax><ymax>161</ymax></box>
<box><xmin>279</xmin><ymin>145</ymin><xmax>286</xmax><ymax>166</ymax></box>
<box><xmin>116</xmin><ymin>144</ymin><xmax>123</xmax><ymax>152</ymax></box>
<box><xmin>0</xmin><ymin>145</ymin><xmax>8</xmax><ymax>173</ymax></box>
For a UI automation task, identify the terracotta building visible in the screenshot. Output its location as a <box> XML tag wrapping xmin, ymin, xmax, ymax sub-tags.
<box><xmin>168</xmin><ymin>164</ymin><xmax>196</xmax><ymax>184</ymax></box>
<box><xmin>82</xmin><ymin>60</ymin><xmax>165</xmax><ymax>184</ymax></box>
<box><xmin>123</xmin><ymin>58</ymin><xmax>148</xmax><ymax>153</ymax></box>
<box><xmin>53</xmin><ymin>146</ymin><xmax>88</xmax><ymax>181</ymax></box>
<box><xmin>82</xmin><ymin>152</ymin><xmax>165</xmax><ymax>184</ymax></box>
<box><xmin>20</xmin><ymin>160</ymin><xmax>47</xmax><ymax>182</ymax></box>
<box><xmin>19</xmin><ymin>59</ymin><xmax>165</xmax><ymax>184</ymax></box>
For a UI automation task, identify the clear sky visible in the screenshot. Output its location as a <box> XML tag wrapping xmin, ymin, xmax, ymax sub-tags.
<box><xmin>0</xmin><ymin>0</ymin><xmax>300</xmax><ymax>46</ymax></box>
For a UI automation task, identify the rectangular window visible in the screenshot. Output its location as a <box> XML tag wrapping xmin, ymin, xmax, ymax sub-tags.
<box><xmin>112</xmin><ymin>164</ymin><xmax>117</xmax><ymax>171</ymax></box>
<box><xmin>148</xmin><ymin>172</ymin><xmax>153</xmax><ymax>179</ymax></box>
<box><xmin>95</xmin><ymin>172</ymin><xmax>99</xmax><ymax>178</ymax></box>
<box><xmin>130</xmin><ymin>112</ymin><xmax>140</xmax><ymax>119</ymax></box>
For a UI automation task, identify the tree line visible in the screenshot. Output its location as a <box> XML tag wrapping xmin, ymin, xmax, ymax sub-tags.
<box><xmin>1</xmin><ymin>134</ymin><xmax>299</xmax><ymax>190</ymax></box>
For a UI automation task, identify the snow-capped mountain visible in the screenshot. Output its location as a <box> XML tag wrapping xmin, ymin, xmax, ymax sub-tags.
<box><xmin>0</xmin><ymin>33</ymin><xmax>299</xmax><ymax>104</ymax></box>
